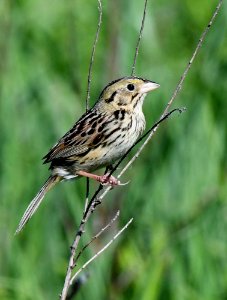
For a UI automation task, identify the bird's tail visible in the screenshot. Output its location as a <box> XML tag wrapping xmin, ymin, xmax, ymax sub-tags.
<box><xmin>15</xmin><ymin>175</ymin><xmax>61</xmax><ymax>234</ymax></box>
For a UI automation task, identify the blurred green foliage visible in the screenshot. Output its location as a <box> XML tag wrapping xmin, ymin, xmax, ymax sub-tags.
<box><xmin>0</xmin><ymin>0</ymin><xmax>227</xmax><ymax>299</ymax></box>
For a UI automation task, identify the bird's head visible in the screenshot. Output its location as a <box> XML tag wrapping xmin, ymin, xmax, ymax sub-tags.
<box><xmin>98</xmin><ymin>77</ymin><xmax>160</xmax><ymax>111</ymax></box>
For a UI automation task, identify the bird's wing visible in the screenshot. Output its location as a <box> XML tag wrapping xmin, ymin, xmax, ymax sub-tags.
<box><xmin>43</xmin><ymin>109</ymin><xmax>107</xmax><ymax>163</ymax></box>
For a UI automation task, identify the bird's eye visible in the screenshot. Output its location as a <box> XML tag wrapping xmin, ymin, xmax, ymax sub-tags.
<box><xmin>127</xmin><ymin>84</ymin><xmax>135</xmax><ymax>91</ymax></box>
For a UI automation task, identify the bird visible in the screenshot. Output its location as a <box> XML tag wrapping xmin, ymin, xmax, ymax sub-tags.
<box><xmin>16</xmin><ymin>76</ymin><xmax>160</xmax><ymax>234</ymax></box>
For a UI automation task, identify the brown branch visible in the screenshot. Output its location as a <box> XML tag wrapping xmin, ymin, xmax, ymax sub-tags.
<box><xmin>131</xmin><ymin>0</ymin><xmax>148</xmax><ymax>76</ymax></box>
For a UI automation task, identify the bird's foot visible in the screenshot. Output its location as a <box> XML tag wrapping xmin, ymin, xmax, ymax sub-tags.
<box><xmin>98</xmin><ymin>173</ymin><xmax>129</xmax><ymax>186</ymax></box>
<box><xmin>98</xmin><ymin>173</ymin><xmax>120</xmax><ymax>186</ymax></box>
<box><xmin>77</xmin><ymin>170</ymin><xmax>128</xmax><ymax>187</ymax></box>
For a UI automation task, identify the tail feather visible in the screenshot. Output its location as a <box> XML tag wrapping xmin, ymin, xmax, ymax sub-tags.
<box><xmin>15</xmin><ymin>175</ymin><xmax>60</xmax><ymax>234</ymax></box>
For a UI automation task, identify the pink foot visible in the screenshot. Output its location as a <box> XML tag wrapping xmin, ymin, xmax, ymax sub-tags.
<box><xmin>98</xmin><ymin>174</ymin><xmax>120</xmax><ymax>186</ymax></box>
<box><xmin>77</xmin><ymin>170</ymin><xmax>129</xmax><ymax>187</ymax></box>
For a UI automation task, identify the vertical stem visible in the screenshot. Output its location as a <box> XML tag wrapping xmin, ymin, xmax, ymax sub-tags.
<box><xmin>131</xmin><ymin>0</ymin><xmax>148</xmax><ymax>76</ymax></box>
<box><xmin>85</xmin><ymin>0</ymin><xmax>102</xmax><ymax>111</ymax></box>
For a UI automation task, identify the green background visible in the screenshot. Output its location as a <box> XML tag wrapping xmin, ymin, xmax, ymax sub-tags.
<box><xmin>0</xmin><ymin>0</ymin><xmax>227</xmax><ymax>299</ymax></box>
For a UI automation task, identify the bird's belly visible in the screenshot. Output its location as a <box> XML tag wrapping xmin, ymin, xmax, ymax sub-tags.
<box><xmin>79</xmin><ymin>118</ymin><xmax>144</xmax><ymax>171</ymax></box>
<box><xmin>77</xmin><ymin>142</ymin><xmax>133</xmax><ymax>171</ymax></box>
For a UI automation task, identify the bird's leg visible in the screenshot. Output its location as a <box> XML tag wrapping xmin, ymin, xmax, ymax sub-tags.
<box><xmin>77</xmin><ymin>170</ymin><xmax>121</xmax><ymax>186</ymax></box>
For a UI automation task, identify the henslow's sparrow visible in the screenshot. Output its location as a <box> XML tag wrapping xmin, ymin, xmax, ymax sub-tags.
<box><xmin>16</xmin><ymin>76</ymin><xmax>159</xmax><ymax>233</ymax></box>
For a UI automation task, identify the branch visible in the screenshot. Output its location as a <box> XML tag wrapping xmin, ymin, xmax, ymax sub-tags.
<box><xmin>125</xmin><ymin>0</ymin><xmax>224</xmax><ymax>171</ymax></box>
<box><xmin>85</xmin><ymin>0</ymin><xmax>102</xmax><ymax>112</ymax></box>
<box><xmin>163</xmin><ymin>0</ymin><xmax>223</xmax><ymax>115</ymax></box>
<box><xmin>60</xmin><ymin>1</ymin><xmax>223</xmax><ymax>298</ymax></box>
<box><xmin>70</xmin><ymin>218</ymin><xmax>133</xmax><ymax>285</ymax></box>
<box><xmin>111</xmin><ymin>108</ymin><xmax>186</xmax><ymax>176</ymax></box>
<box><xmin>84</xmin><ymin>178</ymin><xmax>90</xmax><ymax>215</ymax></box>
<box><xmin>60</xmin><ymin>184</ymin><xmax>102</xmax><ymax>300</ymax></box>
<box><xmin>84</xmin><ymin>0</ymin><xmax>102</xmax><ymax>253</ymax></box>
<box><xmin>60</xmin><ymin>1</ymin><xmax>103</xmax><ymax>299</ymax></box>
<box><xmin>131</xmin><ymin>0</ymin><xmax>148</xmax><ymax>76</ymax></box>
<box><xmin>84</xmin><ymin>0</ymin><xmax>102</xmax><ymax>252</ymax></box>
<box><xmin>74</xmin><ymin>210</ymin><xmax>120</xmax><ymax>264</ymax></box>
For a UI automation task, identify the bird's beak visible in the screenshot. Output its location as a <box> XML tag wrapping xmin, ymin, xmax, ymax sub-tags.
<box><xmin>140</xmin><ymin>81</ymin><xmax>160</xmax><ymax>93</ymax></box>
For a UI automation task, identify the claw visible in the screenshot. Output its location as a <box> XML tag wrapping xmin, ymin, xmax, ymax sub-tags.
<box><xmin>98</xmin><ymin>174</ymin><xmax>130</xmax><ymax>187</ymax></box>
<box><xmin>119</xmin><ymin>180</ymin><xmax>130</xmax><ymax>186</ymax></box>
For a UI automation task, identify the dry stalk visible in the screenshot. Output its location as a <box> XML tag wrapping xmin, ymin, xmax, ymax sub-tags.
<box><xmin>131</xmin><ymin>0</ymin><xmax>148</xmax><ymax>76</ymax></box>
<box><xmin>70</xmin><ymin>218</ymin><xmax>133</xmax><ymax>284</ymax></box>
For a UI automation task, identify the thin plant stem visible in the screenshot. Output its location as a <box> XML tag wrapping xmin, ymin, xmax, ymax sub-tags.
<box><xmin>131</xmin><ymin>0</ymin><xmax>148</xmax><ymax>76</ymax></box>
<box><xmin>74</xmin><ymin>210</ymin><xmax>120</xmax><ymax>266</ymax></box>
<box><xmin>85</xmin><ymin>0</ymin><xmax>102</xmax><ymax>111</ymax></box>
<box><xmin>70</xmin><ymin>218</ymin><xmax>133</xmax><ymax>284</ymax></box>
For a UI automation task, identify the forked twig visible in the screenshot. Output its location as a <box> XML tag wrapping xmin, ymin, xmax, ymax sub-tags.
<box><xmin>131</xmin><ymin>0</ymin><xmax>148</xmax><ymax>76</ymax></box>
<box><xmin>70</xmin><ymin>218</ymin><xmax>133</xmax><ymax>284</ymax></box>
<box><xmin>74</xmin><ymin>210</ymin><xmax>120</xmax><ymax>265</ymax></box>
<box><xmin>64</xmin><ymin>211</ymin><xmax>120</xmax><ymax>299</ymax></box>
